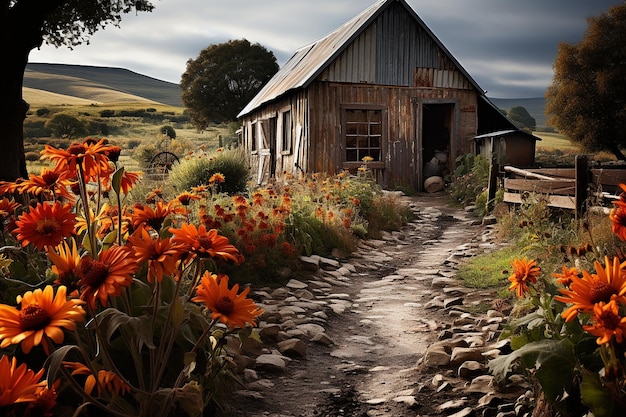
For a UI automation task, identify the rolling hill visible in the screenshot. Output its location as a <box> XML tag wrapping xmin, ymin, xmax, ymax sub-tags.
<box><xmin>23</xmin><ymin>63</ymin><xmax>182</xmax><ymax>107</ymax></box>
<box><xmin>489</xmin><ymin>96</ymin><xmax>547</xmax><ymax>128</ymax></box>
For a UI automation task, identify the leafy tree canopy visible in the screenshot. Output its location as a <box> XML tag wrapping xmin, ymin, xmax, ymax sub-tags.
<box><xmin>545</xmin><ymin>3</ymin><xmax>626</xmax><ymax>160</ymax></box>
<box><xmin>181</xmin><ymin>39</ymin><xmax>279</xmax><ymax>129</ymax></box>
<box><xmin>1</xmin><ymin>0</ymin><xmax>156</xmax><ymax>181</ymax></box>
<box><xmin>508</xmin><ymin>106</ymin><xmax>536</xmax><ymax>130</ymax></box>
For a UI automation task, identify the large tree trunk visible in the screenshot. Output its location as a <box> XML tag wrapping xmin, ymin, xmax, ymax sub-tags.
<box><xmin>1</xmin><ymin>4</ymin><xmax>50</xmax><ymax>182</ymax></box>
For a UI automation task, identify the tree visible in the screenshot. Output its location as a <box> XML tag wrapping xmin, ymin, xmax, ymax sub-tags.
<box><xmin>545</xmin><ymin>3</ymin><xmax>626</xmax><ymax>160</ymax></box>
<box><xmin>181</xmin><ymin>39</ymin><xmax>279</xmax><ymax>129</ymax></box>
<box><xmin>508</xmin><ymin>106</ymin><xmax>536</xmax><ymax>130</ymax></box>
<box><xmin>46</xmin><ymin>113</ymin><xmax>88</xmax><ymax>138</ymax></box>
<box><xmin>1</xmin><ymin>1</ymin><xmax>155</xmax><ymax>181</ymax></box>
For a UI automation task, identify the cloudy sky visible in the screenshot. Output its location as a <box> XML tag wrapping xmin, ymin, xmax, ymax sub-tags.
<box><xmin>29</xmin><ymin>0</ymin><xmax>623</xmax><ymax>98</ymax></box>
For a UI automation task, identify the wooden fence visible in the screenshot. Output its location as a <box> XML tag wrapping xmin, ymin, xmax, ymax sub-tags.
<box><xmin>486</xmin><ymin>155</ymin><xmax>626</xmax><ymax>218</ymax></box>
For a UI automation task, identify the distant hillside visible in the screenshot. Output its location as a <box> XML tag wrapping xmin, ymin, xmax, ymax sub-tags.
<box><xmin>489</xmin><ymin>97</ymin><xmax>547</xmax><ymax>128</ymax></box>
<box><xmin>24</xmin><ymin>63</ymin><xmax>182</xmax><ymax>107</ymax></box>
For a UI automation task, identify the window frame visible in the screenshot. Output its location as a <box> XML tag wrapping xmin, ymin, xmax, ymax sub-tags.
<box><xmin>341</xmin><ymin>104</ymin><xmax>386</xmax><ymax>170</ymax></box>
<box><xmin>280</xmin><ymin>110</ymin><xmax>293</xmax><ymax>155</ymax></box>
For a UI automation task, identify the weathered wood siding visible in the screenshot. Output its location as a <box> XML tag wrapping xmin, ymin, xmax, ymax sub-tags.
<box><xmin>307</xmin><ymin>81</ymin><xmax>477</xmax><ymax>190</ymax></box>
<box><xmin>240</xmin><ymin>91</ymin><xmax>309</xmax><ymax>185</ymax></box>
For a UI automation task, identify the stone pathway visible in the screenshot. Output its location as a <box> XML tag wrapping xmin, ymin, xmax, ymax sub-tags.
<box><xmin>226</xmin><ymin>194</ymin><xmax>530</xmax><ymax>417</ymax></box>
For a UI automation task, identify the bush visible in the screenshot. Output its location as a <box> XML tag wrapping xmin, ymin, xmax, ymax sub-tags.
<box><xmin>168</xmin><ymin>149</ymin><xmax>249</xmax><ymax>194</ymax></box>
<box><xmin>45</xmin><ymin>113</ymin><xmax>89</xmax><ymax>138</ymax></box>
<box><xmin>447</xmin><ymin>154</ymin><xmax>490</xmax><ymax>208</ymax></box>
<box><xmin>36</xmin><ymin>108</ymin><xmax>50</xmax><ymax>116</ymax></box>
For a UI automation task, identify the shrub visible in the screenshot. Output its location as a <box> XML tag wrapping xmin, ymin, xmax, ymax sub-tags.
<box><xmin>45</xmin><ymin>113</ymin><xmax>89</xmax><ymax>138</ymax></box>
<box><xmin>447</xmin><ymin>154</ymin><xmax>490</xmax><ymax>208</ymax></box>
<box><xmin>168</xmin><ymin>149</ymin><xmax>249</xmax><ymax>194</ymax></box>
<box><xmin>36</xmin><ymin>107</ymin><xmax>50</xmax><ymax>116</ymax></box>
<box><xmin>24</xmin><ymin>151</ymin><xmax>40</xmax><ymax>161</ymax></box>
<box><xmin>99</xmin><ymin>109</ymin><xmax>115</xmax><ymax>117</ymax></box>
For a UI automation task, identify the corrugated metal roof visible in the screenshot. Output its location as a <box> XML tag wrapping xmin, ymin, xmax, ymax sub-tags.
<box><xmin>474</xmin><ymin>129</ymin><xmax>542</xmax><ymax>141</ymax></box>
<box><xmin>237</xmin><ymin>0</ymin><xmax>486</xmax><ymax>118</ymax></box>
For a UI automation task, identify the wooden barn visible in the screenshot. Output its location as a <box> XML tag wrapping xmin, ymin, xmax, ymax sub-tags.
<box><xmin>237</xmin><ymin>0</ymin><xmax>517</xmax><ymax>191</ymax></box>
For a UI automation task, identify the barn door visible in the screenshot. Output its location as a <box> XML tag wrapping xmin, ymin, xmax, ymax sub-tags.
<box><xmin>257</xmin><ymin>117</ymin><xmax>277</xmax><ymax>185</ymax></box>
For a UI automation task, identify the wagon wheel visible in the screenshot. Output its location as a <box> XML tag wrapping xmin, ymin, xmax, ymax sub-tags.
<box><xmin>149</xmin><ymin>151</ymin><xmax>179</xmax><ymax>174</ymax></box>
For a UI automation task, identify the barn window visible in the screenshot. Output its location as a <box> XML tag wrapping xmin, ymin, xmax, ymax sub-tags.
<box><xmin>251</xmin><ymin>122</ymin><xmax>258</xmax><ymax>153</ymax></box>
<box><xmin>280</xmin><ymin>111</ymin><xmax>292</xmax><ymax>154</ymax></box>
<box><xmin>344</xmin><ymin>108</ymin><xmax>383</xmax><ymax>162</ymax></box>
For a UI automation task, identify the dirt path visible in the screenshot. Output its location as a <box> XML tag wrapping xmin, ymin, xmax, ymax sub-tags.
<box><xmin>227</xmin><ymin>193</ymin><xmax>504</xmax><ymax>417</ymax></box>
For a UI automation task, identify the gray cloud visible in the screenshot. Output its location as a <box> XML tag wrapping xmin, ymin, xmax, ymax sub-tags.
<box><xmin>29</xmin><ymin>0</ymin><xmax>623</xmax><ymax>98</ymax></box>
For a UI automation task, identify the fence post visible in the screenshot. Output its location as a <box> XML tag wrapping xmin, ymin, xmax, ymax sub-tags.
<box><xmin>575</xmin><ymin>155</ymin><xmax>588</xmax><ymax>220</ymax></box>
<box><xmin>486</xmin><ymin>161</ymin><xmax>499</xmax><ymax>213</ymax></box>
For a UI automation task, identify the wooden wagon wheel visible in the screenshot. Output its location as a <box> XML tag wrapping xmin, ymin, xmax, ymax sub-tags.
<box><xmin>149</xmin><ymin>151</ymin><xmax>179</xmax><ymax>174</ymax></box>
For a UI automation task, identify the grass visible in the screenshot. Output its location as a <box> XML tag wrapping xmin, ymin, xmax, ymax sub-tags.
<box><xmin>533</xmin><ymin>131</ymin><xmax>581</xmax><ymax>152</ymax></box>
<box><xmin>457</xmin><ymin>245</ymin><xmax>518</xmax><ymax>297</ymax></box>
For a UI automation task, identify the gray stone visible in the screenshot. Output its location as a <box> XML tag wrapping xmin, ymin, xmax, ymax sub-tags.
<box><xmin>310</xmin><ymin>332</ymin><xmax>335</xmax><ymax>346</ymax></box>
<box><xmin>450</xmin><ymin>347</ymin><xmax>485</xmax><ymax>366</ymax></box>
<box><xmin>423</xmin><ymin>345</ymin><xmax>451</xmax><ymax>367</ymax></box>
<box><xmin>255</xmin><ymin>354</ymin><xmax>287</xmax><ymax>373</ymax></box>
<box><xmin>277</xmin><ymin>338</ymin><xmax>307</xmax><ymax>358</ymax></box>
<box><xmin>286</xmin><ymin>279</ymin><xmax>308</xmax><ymax>289</ymax></box>
<box><xmin>458</xmin><ymin>360</ymin><xmax>485</xmax><ymax>379</ymax></box>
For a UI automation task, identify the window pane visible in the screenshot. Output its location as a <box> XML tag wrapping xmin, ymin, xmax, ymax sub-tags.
<box><xmin>343</xmin><ymin>108</ymin><xmax>384</xmax><ymax>162</ymax></box>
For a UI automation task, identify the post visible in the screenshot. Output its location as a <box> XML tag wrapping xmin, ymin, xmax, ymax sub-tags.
<box><xmin>486</xmin><ymin>161</ymin><xmax>499</xmax><ymax>213</ymax></box>
<box><xmin>575</xmin><ymin>155</ymin><xmax>588</xmax><ymax>220</ymax></box>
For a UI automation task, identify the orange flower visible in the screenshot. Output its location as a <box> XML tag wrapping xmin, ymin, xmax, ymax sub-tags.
<box><xmin>104</xmin><ymin>170</ymin><xmax>142</xmax><ymax>195</ymax></box>
<box><xmin>0</xmin><ymin>285</ymin><xmax>85</xmax><ymax>354</ymax></box>
<box><xmin>176</xmin><ymin>191</ymin><xmax>201</xmax><ymax>206</ymax></box>
<box><xmin>46</xmin><ymin>238</ymin><xmax>82</xmax><ymax>294</ymax></box>
<box><xmin>552</xmin><ymin>265</ymin><xmax>579</xmax><ymax>287</ymax></box>
<box><xmin>41</xmin><ymin>138</ymin><xmax>116</xmax><ymax>180</ymax></box>
<box><xmin>131</xmin><ymin>200</ymin><xmax>185</xmax><ymax>232</ymax></box>
<box><xmin>0</xmin><ymin>197</ymin><xmax>20</xmax><ymax>218</ymax></box>
<box><xmin>583</xmin><ymin>299</ymin><xmax>626</xmax><ymax>345</ymax></box>
<box><xmin>209</xmin><ymin>173</ymin><xmax>225</xmax><ymax>184</ymax></box>
<box><xmin>14</xmin><ymin>201</ymin><xmax>76</xmax><ymax>250</ymax></box>
<box><xmin>556</xmin><ymin>256</ymin><xmax>626</xmax><ymax>322</ymax></box>
<box><xmin>64</xmin><ymin>362</ymin><xmax>130</xmax><ymax>397</ymax></box>
<box><xmin>169</xmin><ymin>223</ymin><xmax>241</xmax><ymax>263</ymax></box>
<box><xmin>22</xmin><ymin>165</ymin><xmax>75</xmax><ymax>201</ymax></box>
<box><xmin>128</xmin><ymin>227</ymin><xmax>184</xmax><ymax>283</ymax></box>
<box><xmin>27</xmin><ymin>379</ymin><xmax>59</xmax><ymax>417</ymax></box>
<box><xmin>508</xmin><ymin>258</ymin><xmax>541</xmax><ymax>298</ymax></box>
<box><xmin>609</xmin><ymin>204</ymin><xmax>626</xmax><ymax>241</ymax></box>
<box><xmin>77</xmin><ymin>245</ymin><xmax>138</xmax><ymax>308</ymax></box>
<box><xmin>192</xmin><ymin>272</ymin><xmax>263</xmax><ymax>329</ymax></box>
<box><xmin>0</xmin><ymin>355</ymin><xmax>47</xmax><ymax>406</ymax></box>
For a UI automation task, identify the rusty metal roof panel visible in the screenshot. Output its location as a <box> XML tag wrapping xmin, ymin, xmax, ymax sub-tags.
<box><xmin>238</xmin><ymin>0</ymin><xmax>486</xmax><ymax>118</ymax></box>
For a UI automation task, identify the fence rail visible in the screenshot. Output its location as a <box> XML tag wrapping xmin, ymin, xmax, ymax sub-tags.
<box><xmin>487</xmin><ymin>155</ymin><xmax>626</xmax><ymax>218</ymax></box>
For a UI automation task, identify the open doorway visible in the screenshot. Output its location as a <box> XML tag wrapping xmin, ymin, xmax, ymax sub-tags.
<box><xmin>421</xmin><ymin>103</ymin><xmax>454</xmax><ymax>186</ymax></box>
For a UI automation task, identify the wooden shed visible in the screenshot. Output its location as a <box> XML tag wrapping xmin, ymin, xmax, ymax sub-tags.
<box><xmin>237</xmin><ymin>0</ymin><xmax>516</xmax><ymax>191</ymax></box>
<box><xmin>474</xmin><ymin>129</ymin><xmax>541</xmax><ymax>168</ymax></box>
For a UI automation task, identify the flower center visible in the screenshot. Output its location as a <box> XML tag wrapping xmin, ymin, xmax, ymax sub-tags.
<box><xmin>598</xmin><ymin>310</ymin><xmax>620</xmax><ymax>330</ymax></box>
<box><xmin>215</xmin><ymin>296</ymin><xmax>234</xmax><ymax>315</ymax></box>
<box><xmin>590</xmin><ymin>280</ymin><xmax>614</xmax><ymax>304</ymax></box>
<box><xmin>36</xmin><ymin>219</ymin><xmax>59</xmax><ymax>236</ymax></box>
<box><xmin>42</xmin><ymin>171</ymin><xmax>60</xmax><ymax>185</ymax></box>
<box><xmin>79</xmin><ymin>258</ymin><xmax>109</xmax><ymax>287</ymax></box>
<box><xmin>67</xmin><ymin>143</ymin><xmax>86</xmax><ymax>157</ymax></box>
<box><xmin>19</xmin><ymin>303</ymin><xmax>50</xmax><ymax>331</ymax></box>
<box><xmin>197</xmin><ymin>236</ymin><xmax>213</xmax><ymax>250</ymax></box>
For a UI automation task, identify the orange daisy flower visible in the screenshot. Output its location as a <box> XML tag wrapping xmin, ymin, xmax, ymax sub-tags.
<box><xmin>77</xmin><ymin>245</ymin><xmax>138</xmax><ymax>308</ymax></box>
<box><xmin>0</xmin><ymin>197</ymin><xmax>20</xmax><ymax>218</ymax></box>
<box><xmin>169</xmin><ymin>223</ymin><xmax>241</xmax><ymax>263</ymax></box>
<box><xmin>128</xmin><ymin>227</ymin><xmax>184</xmax><ymax>283</ymax></box>
<box><xmin>192</xmin><ymin>272</ymin><xmax>263</xmax><ymax>329</ymax></box>
<box><xmin>176</xmin><ymin>191</ymin><xmax>201</xmax><ymax>206</ymax></box>
<box><xmin>22</xmin><ymin>165</ymin><xmax>75</xmax><ymax>201</ymax></box>
<box><xmin>64</xmin><ymin>362</ymin><xmax>130</xmax><ymax>397</ymax></box>
<box><xmin>583</xmin><ymin>299</ymin><xmax>626</xmax><ymax>345</ymax></box>
<box><xmin>0</xmin><ymin>355</ymin><xmax>46</xmax><ymax>406</ymax></box>
<box><xmin>609</xmin><ymin>204</ymin><xmax>626</xmax><ymax>241</ymax></box>
<box><xmin>508</xmin><ymin>257</ymin><xmax>541</xmax><ymax>298</ymax></box>
<box><xmin>103</xmin><ymin>169</ymin><xmax>142</xmax><ymax>195</ymax></box>
<box><xmin>41</xmin><ymin>138</ymin><xmax>116</xmax><ymax>180</ymax></box>
<box><xmin>27</xmin><ymin>379</ymin><xmax>59</xmax><ymax>417</ymax></box>
<box><xmin>556</xmin><ymin>256</ymin><xmax>626</xmax><ymax>322</ymax></box>
<box><xmin>0</xmin><ymin>285</ymin><xmax>85</xmax><ymax>354</ymax></box>
<box><xmin>131</xmin><ymin>200</ymin><xmax>185</xmax><ymax>232</ymax></box>
<box><xmin>552</xmin><ymin>265</ymin><xmax>579</xmax><ymax>287</ymax></box>
<box><xmin>209</xmin><ymin>173</ymin><xmax>225</xmax><ymax>184</ymax></box>
<box><xmin>13</xmin><ymin>201</ymin><xmax>76</xmax><ymax>250</ymax></box>
<box><xmin>46</xmin><ymin>238</ymin><xmax>82</xmax><ymax>294</ymax></box>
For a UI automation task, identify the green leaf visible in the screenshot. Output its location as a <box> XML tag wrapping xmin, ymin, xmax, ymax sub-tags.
<box><xmin>534</xmin><ymin>339</ymin><xmax>576</xmax><ymax>402</ymax></box>
<box><xmin>112</xmin><ymin>166</ymin><xmax>125</xmax><ymax>195</ymax></box>
<box><xmin>44</xmin><ymin>344</ymin><xmax>83</xmax><ymax>383</ymax></box>
<box><xmin>580</xmin><ymin>370</ymin><xmax>615</xmax><ymax>417</ymax></box>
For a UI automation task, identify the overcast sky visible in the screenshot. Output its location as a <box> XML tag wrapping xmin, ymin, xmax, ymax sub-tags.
<box><xmin>28</xmin><ymin>0</ymin><xmax>623</xmax><ymax>99</ymax></box>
